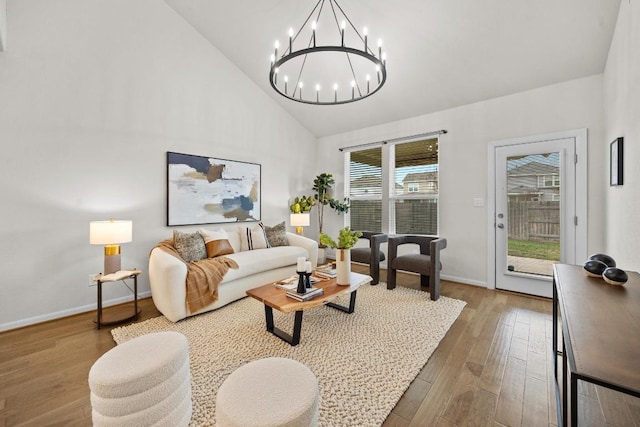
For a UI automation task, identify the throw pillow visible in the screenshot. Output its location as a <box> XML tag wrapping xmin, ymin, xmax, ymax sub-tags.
<box><xmin>173</xmin><ymin>230</ymin><xmax>207</xmax><ymax>263</ymax></box>
<box><xmin>238</xmin><ymin>222</ymin><xmax>270</xmax><ymax>251</ymax></box>
<box><xmin>265</xmin><ymin>221</ymin><xmax>289</xmax><ymax>247</ymax></box>
<box><xmin>199</xmin><ymin>228</ymin><xmax>235</xmax><ymax>258</ymax></box>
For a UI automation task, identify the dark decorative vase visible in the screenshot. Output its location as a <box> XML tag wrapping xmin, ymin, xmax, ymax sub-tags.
<box><xmin>603</xmin><ymin>267</ymin><xmax>628</xmax><ymax>286</ymax></box>
<box><xmin>582</xmin><ymin>260</ymin><xmax>608</xmax><ymax>277</ymax></box>
<box><xmin>588</xmin><ymin>253</ymin><xmax>616</xmax><ymax>268</ymax></box>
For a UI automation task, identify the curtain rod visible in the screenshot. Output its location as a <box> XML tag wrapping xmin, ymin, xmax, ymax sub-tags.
<box><xmin>338</xmin><ymin>129</ymin><xmax>448</xmax><ymax>152</ymax></box>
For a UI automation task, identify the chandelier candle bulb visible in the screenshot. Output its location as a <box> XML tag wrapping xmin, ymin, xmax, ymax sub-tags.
<box><xmin>312</xmin><ymin>20</ymin><xmax>317</xmax><ymax>47</ymax></box>
<box><xmin>366</xmin><ymin>74</ymin><xmax>370</xmax><ymax>93</ymax></box>
<box><xmin>288</xmin><ymin>27</ymin><xmax>293</xmax><ymax>52</ymax></box>
<box><xmin>341</xmin><ymin>20</ymin><xmax>346</xmax><ymax>46</ymax></box>
<box><xmin>376</xmin><ymin>65</ymin><xmax>381</xmax><ymax>83</ymax></box>
<box><xmin>274</xmin><ymin>40</ymin><xmax>279</xmax><ymax>58</ymax></box>
<box><xmin>378</xmin><ymin>38</ymin><xmax>382</xmax><ymax>58</ymax></box>
<box><xmin>315</xmin><ymin>84</ymin><xmax>320</xmax><ymax>102</ymax></box>
<box><xmin>299</xmin><ymin>81</ymin><xmax>303</xmax><ymax>100</ymax></box>
<box><xmin>284</xmin><ymin>75</ymin><xmax>288</xmax><ymax>94</ymax></box>
<box><xmin>363</xmin><ymin>27</ymin><xmax>368</xmax><ymax>52</ymax></box>
<box><xmin>351</xmin><ymin>80</ymin><xmax>355</xmax><ymax>99</ymax></box>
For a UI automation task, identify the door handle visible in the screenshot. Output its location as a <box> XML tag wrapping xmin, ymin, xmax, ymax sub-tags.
<box><xmin>497</xmin><ymin>223</ymin><xmax>504</xmax><ymax>229</ymax></box>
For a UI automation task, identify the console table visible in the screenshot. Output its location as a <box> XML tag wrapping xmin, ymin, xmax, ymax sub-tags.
<box><xmin>552</xmin><ymin>264</ymin><xmax>640</xmax><ymax>426</ymax></box>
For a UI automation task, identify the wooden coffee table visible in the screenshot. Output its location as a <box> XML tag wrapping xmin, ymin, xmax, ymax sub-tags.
<box><xmin>246</xmin><ymin>271</ymin><xmax>372</xmax><ymax>346</ymax></box>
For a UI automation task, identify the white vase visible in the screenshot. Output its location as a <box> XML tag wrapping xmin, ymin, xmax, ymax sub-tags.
<box><xmin>336</xmin><ymin>248</ymin><xmax>351</xmax><ymax>285</ymax></box>
<box><xmin>317</xmin><ymin>247</ymin><xmax>327</xmax><ymax>265</ymax></box>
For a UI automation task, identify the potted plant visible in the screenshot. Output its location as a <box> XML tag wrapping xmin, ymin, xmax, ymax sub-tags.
<box><xmin>289</xmin><ymin>195</ymin><xmax>316</xmax><ymax>214</ymax></box>
<box><xmin>319</xmin><ymin>227</ymin><xmax>362</xmax><ymax>285</ymax></box>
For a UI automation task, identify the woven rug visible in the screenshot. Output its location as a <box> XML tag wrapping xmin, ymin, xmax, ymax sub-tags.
<box><xmin>112</xmin><ymin>283</ymin><xmax>466</xmax><ymax>426</ymax></box>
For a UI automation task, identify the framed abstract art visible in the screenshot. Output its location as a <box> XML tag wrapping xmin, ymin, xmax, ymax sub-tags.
<box><xmin>167</xmin><ymin>152</ymin><xmax>261</xmax><ymax>226</ymax></box>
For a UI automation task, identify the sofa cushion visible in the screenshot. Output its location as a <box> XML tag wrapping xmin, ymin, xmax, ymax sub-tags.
<box><xmin>199</xmin><ymin>228</ymin><xmax>235</xmax><ymax>258</ymax></box>
<box><xmin>173</xmin><ymin>231</ymin><xmax>206</xmax><ymax>263</ymax></box>
<box><xmin>238</xmin><ymin>223</ymin><xmax>270</xmax><ymax>251</ymax></box>
<box><xmin>264</xmin><ymin>222</ymin><xmax>289</xmax><ymax>247</ymax></box>
<box><xmin>222</xmin><ymin>246</ymin><xmax>309</xmax><ymax>283</ymax></box>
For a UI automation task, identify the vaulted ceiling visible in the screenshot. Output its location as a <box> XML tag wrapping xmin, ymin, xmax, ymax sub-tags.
<box><xmin>164</xmin><ymin>0</ymin><xmax>621</xmax><ymax>138</ymax></box>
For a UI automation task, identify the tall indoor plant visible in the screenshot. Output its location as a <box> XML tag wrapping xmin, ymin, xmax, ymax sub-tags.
<box><xmin>312</xmin><ymin>172</ymin><xmax>349</xmax><ymax>236</ymax></box>
<box><xmin>312</xmin><ymin>173</ymin><xmax>349</xmax><ymax>263</ymax></box>
<box><xmin>319</xmin><ymin>227</ymin><xmax>362</xmax><ymax>285</ymax></box>
<box><xmin>290</xmin><ymin>173</ymin><xmax>350</xmax><ymax>263</ymax></box>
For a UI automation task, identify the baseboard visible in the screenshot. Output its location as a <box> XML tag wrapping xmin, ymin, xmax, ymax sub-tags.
<box><xmin>352</xmin><ymin>262</ymin><xmax>487</xmax><ymax>288</ymax></box>
<box><xmin>0</xmin><ymin>291</ymin><xmax>152</xmax><ymax>332</ymax></box>
<box><xmin>441</xmin><ymin>274</ymin><xmax>487</xmax><ymax>288</ymax></box>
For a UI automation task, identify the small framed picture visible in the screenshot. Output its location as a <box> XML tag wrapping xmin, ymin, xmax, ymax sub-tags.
<box><xmin>610</xmin><ymin>137</ymin><xmax>623</xmax><ymax>186</ymax></box>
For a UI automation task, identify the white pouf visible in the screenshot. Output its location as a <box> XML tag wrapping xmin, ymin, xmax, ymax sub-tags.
<box><xmin>216</xmin><ymin>357</ymin><xmax>319</xmax><ymax>427</ymax></box>
<box><xmin>89</xmin><ymin>331</ymin><xmax>192</xmax><ymax>427</ymax></box>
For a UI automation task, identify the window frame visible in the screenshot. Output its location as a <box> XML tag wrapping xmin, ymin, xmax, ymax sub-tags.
<box><xmin>345</xmin><ymin>136</ymin><xmax>440</xmax><ymax>236</ymax></box>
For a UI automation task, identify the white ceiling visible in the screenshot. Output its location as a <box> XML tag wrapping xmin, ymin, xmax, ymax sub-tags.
<box><xmin>164</xmin><ymin>0</ymin><xmax>621</xmax><ymax>138</ymax></box>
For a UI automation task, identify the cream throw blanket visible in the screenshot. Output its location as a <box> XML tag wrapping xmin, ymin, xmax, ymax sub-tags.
<box><xmin>154</xmin><ymin>240</ymin><xmax>239</xmax><ymax>314</ymax></box>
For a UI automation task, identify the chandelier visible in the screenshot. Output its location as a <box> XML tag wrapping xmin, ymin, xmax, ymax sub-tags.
<box><xmin>269</xmin><ymin>0</ymin><xmax>387</xmax><ymax>105</ymax></box>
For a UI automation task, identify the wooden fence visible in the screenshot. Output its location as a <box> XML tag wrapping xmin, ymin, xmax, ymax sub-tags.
<box><xmin>508</xmin><ymin>201</ymin><xmax>559</xmax><ymax>241</ymax></box>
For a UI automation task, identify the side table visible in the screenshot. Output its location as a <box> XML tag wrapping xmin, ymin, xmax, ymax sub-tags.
<box><xmin>94</xmin><ymin>270</ymin><xmax>142</xmax><ymax>329</ymax></box>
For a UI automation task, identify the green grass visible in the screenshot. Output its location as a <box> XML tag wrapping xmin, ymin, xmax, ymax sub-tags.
<box><xmin>508</xmin><ymin>239</ymin><xmax>560</xmax><ymax>261</ymax></box>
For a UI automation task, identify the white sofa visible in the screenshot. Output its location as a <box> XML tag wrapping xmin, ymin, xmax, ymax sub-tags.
<box><xmin>149</xmin><ymin>231</ymin><xmax>318</xmax><ymax>322</ymax></box>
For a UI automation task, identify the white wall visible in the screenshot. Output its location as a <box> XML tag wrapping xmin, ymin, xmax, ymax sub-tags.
<box><xmin>0</xmin><ymin>0</ymin><xmax>314</xmax><ymax>330</ymax></box>
<box><xmin>603</xmin><ymin>1</ymin><xmax>640</xmax><ymax>271</ymax></box>
<box><xmin>316</xmin><ymin>75</ymin><xmax>605</xmax><ymax>287</ymax></box>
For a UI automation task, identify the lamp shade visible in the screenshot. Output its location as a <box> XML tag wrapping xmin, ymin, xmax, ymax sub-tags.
<box><xmin>90</xmin><ymin>220</ymin><xmax>133</xmax><ymax>245</ymax></box>
<box><xmin>290</xmin><ymin>213</ymin><xmax>310</xmax><ymax>227</ymax></box>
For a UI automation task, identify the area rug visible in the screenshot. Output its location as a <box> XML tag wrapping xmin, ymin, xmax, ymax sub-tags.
<box><xmin>112</xmin><ymin>283</ymin><xmax>466</xmax><ymax>426</ymax></box>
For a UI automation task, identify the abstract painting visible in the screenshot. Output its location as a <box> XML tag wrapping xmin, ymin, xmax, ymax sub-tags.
<box><xmin>167</xmin><ymin>152</ymin><xmax>261</xmax><ymax>226</ymax></box>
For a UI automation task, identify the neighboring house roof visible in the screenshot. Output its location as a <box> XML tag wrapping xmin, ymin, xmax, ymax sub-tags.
<box><xmin>508</xmin><ymin>161</ymin><xmax>558</xmax><ymax>176</ymax></box>
<box><xmin>402</xmin><ymin>172</ymin><xmax>438</xmax><ymax>183</ymax></box>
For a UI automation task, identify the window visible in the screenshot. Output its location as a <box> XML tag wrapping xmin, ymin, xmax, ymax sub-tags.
<box><xmin>346</xmin><ymin>137</ymin><xmax>439</xmax><ymax>235</ymax></box>
<box><xmin>347</xmin><ymin>147</ymin><xmax>382</xmax><ymax>233</ymax></box>
<box><xmin>538</xmin><ymin>174</ymin><xmax>560</xmax><ymax>188</ymax></box>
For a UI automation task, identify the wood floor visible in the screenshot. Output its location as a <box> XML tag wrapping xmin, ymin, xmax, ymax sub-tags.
<box><xmin>1</xmin><ymin>266</ymin><xmax>638</xmax><ymax>426</ymax></box>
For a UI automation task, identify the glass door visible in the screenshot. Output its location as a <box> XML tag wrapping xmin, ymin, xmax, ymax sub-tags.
<box><xmin>495</xmin><ymin>138</ymin><xmax>576</xmax><ymax>297</ymax></box>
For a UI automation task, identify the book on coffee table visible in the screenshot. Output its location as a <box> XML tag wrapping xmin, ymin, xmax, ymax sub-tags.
<box><xmin>285</xmin><ymin>287</ymin><xmax>324</xmax><ymax>301</ymax></box>
<box><xmin>315</xmin><ymin>267</ymin><xmax>337</xmax><ymax>278</ymax></box>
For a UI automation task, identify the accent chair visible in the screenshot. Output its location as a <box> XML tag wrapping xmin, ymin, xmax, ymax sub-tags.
<box><xmin>350</xmin><ymin>231</ymin><xmax>388</xmax><ymax>285</ymax></box>
<box><xmin>387</xmin><ymin>235</ymin><xmax>447</xmax><ymax>300</ymax></box>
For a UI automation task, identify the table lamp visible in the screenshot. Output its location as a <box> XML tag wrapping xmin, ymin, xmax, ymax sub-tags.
<box><xmin>90</xmin><ymin>219</ymin><xmax>133</xmax><ymax>274</ymax></box>
<box><xmin>290</xmin><ymin>213</ymin><xmax>310</xmax><ymax>234</ymax></box>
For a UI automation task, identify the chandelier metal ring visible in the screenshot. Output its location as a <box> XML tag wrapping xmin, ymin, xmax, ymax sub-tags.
<box><xmin>269</xmin><ymin>46</ymin><xmax>386</xmax><ymax>105</ymax></box>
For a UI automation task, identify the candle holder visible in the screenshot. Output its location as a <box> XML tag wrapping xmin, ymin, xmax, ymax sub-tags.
<box><xmin>296</xmin><ymin>271</ymin><xmax>307</xmax><ymax>293</ymax></box>
<box><xmin>304</xmin><ymin>272</ymin><xmax>312</xmax><ymax>289</ymax></box>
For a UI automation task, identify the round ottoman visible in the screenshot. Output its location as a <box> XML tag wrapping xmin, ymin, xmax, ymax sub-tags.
<box><xmin>216</xmin><ymin>357</ymin><xmax>319</xmax><ymax>427</ymax></box>
<box><xmin>88</xmin><ymin>331</ymin><xmax>192</xmax><ymax>427</ymax></box>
